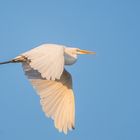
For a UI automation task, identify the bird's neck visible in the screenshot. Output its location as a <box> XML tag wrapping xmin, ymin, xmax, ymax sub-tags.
<box><xmin>64</xmin><ymin>53</ymin><xmax>77</xmax><ymax>65</ymax></box>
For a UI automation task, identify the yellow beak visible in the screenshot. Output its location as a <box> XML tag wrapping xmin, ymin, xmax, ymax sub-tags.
<box><xmin>77</xmin><ymin>49</ymin><xmax>96</xmax><ymax>54</ymax></box>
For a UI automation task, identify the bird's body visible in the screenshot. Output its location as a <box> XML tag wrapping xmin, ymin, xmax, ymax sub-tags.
<box><xmin>0</xmin><ymin>44</ymin><xmax>95</xmax><ymax>134</ymax></box>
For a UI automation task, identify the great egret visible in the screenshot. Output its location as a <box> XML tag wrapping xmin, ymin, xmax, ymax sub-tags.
<box><xmin>0</xmin><ymin>44</ymin><xmax>95</xmax><ymax>134</ymax></box>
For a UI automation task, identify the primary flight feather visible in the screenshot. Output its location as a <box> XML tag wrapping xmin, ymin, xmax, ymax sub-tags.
<box><xmin>0</xmin><ymin>44</ymin><xmax>95</xmax><ymax>134</ymax></box>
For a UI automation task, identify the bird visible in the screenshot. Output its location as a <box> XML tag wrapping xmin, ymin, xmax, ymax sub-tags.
<box><xmin>0</xmin><ymin>44</ymin><xmax>95</xmax><ymax>134</ymax></box>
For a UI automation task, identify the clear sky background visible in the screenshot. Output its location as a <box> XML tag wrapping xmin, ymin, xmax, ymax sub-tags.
<box><xmin>0</xmin><ymin>0</ymin><xmax>140</xmax><ymax>140</ymax></box>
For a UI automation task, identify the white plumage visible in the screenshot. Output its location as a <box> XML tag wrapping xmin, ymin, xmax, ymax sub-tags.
<box><xmin>22</xmin><ymin>62</ymin><xmax>75</xmax><ymax>134</ymax></box>
<box><xmin>22</xmin><ymin>44</ymin><xmax>65</xmax><ymax>80</ymax></box>
<box><xmin>0</xmin><ymin>43</ymin><xmax>95</xmax><ymax>134</ymax></box>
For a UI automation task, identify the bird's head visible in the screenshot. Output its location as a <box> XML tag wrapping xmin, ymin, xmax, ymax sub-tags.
<box><xmin>65</xmin><ymin>47</ymin><xmax>96</xmax><ymax>56</ymax></box>
<box><xmin>64</xmin><ymin>47</ymin><xmax>96</xmax><ymax>65</ymax></box>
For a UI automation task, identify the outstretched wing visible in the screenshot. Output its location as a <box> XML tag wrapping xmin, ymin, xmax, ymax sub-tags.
<box><xmin>22</xmin><ymin>62</ymin><xmax>75</xmax><ymax>134</ymax></box>
<box><xmin>21</xmin><ymin>44</ymin><xmax>65</xmax><ymax>80</ymax></box>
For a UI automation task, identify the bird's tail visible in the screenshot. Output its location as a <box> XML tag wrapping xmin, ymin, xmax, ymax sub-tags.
<box><xmin>0</xmin><ymin>56</ymin><xmax>27</xmax><ymax>65</ymax></box>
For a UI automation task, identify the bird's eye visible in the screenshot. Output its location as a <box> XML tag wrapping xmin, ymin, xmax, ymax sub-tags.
<box><xmin>77</xmin><ymin>49</ymin><xmax>81</xmax><ymax>52</ymax></box>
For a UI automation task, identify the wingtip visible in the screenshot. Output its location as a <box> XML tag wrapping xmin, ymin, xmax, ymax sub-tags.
<box><xmin>72</xmin><ymin>125</ymin><xmax>75</xmax><ymax>130</ymax></box>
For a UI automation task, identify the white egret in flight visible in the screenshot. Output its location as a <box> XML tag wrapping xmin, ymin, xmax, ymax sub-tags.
<box><xmin>0</xmin><ymin>44</ymin><xmax>95</xmax><ymax>134</ymax></box>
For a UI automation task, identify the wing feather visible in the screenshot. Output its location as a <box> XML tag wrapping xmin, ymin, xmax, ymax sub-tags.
<box><xmin>22</xmin><ymin>44</ymin><xmax>65</xmax><ymax>80</ymax></box>
<box><xmin>22</xmin><ymin>62</ymin><xmax>75</xmax><ymax>134</ymax></box>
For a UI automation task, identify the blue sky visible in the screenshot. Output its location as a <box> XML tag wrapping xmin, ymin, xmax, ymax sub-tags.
<box><xmin>0</xmin><ymin>0</ymin><xmax>140</xmax><ymax>140</ymax></box>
